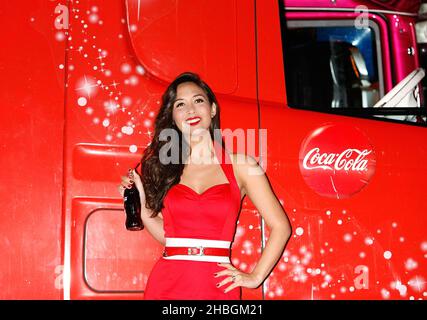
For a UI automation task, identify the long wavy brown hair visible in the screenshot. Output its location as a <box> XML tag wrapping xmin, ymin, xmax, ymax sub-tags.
<box><xmin>140</xmin><ymin>72</ymin><xmax>224</xmax><ymax>217</ymax></box>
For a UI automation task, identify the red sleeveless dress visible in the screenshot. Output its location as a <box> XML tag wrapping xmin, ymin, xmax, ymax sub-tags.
<box><xmin>143</xmin><ymin>140</ymin><xmax>242</xmax><ymax>300</ymax></box>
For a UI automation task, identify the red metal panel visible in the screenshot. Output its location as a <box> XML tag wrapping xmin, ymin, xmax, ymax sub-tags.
<box><xmin>258</xmin><ymin>0</ymin><xmax>427</xmax><ymax>300</ymax></box>
<box><xmin>0</xmin><ymin>0</ymin><xmax>65</xmax><ymax>299</ymax></box>
<box><xmin>125</xmin><ymin>0</ymin><xmax>239</xmax><ymax>95</ymax></box>
<box><xmin>63</xmin><ymin>0</ymin><xmax>260</xmax><ymax>299</ymax></box>
<box><xmin>70</xmin><ymin>198</ymin><xmax>149</xmax><ymax>299</ymax></box>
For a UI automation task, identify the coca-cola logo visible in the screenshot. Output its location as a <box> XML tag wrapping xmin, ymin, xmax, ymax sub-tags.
<box><xmin>303</xmin><ymin>148</ymin><xmax>371</xmax><ymax>172</ymax></box>
<box><xmin>299</xmin><ymin>124</ymin><xmax>376</xmax><ymax>198</ymax></box>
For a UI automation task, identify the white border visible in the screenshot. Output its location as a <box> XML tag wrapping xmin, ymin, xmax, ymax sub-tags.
<box><xmin>284</xmin><ymin>6</ymin><xmax>418</xmax><ymax>17</ymax></box>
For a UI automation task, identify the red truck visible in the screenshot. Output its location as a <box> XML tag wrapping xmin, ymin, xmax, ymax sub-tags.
<box><xmin>0</xmin><ymin>0</ymin><xmax>426</xmax><ymax>300</ymax></box>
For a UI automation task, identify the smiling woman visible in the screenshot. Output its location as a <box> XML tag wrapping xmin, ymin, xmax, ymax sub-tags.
<box><xmin>172</xmin><ymin>83</ymin><xmax>216</xmax><ymax>134</ymax></box>
<box><xmin>118</xmin><ymin>71</ymin><xmax>292</xmax><ymax>300</ymax></box>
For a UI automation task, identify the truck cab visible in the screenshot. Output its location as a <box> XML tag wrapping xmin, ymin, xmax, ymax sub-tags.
<box><xmin>0</xmin><ymin>0</ymin><xmax>426</xmax><ymax>300</ymax></box>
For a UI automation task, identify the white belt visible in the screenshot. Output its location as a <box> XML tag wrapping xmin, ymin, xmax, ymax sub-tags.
<box><xmin>162</xmin><ymin>237</ymin><xmax>231</xmax><ymax>263</ymax></box>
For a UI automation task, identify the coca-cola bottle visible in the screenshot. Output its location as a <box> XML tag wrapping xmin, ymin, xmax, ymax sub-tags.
<box><xmin>124</xmin><ymin>164</ymin><xmax>144</xmax><ymax>231</ymax></box>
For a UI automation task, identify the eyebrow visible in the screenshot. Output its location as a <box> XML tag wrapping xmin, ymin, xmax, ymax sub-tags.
<box><xmin>173</xmin><ymin>94</ymin><xmax>205</xmax><ymax>104</ymax></box>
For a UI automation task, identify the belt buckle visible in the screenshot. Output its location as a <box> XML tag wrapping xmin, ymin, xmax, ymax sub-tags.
<box><xmin>188</xmin><ymin>246</ymin><xmax>204</xmax><ymax>256</ymax></box>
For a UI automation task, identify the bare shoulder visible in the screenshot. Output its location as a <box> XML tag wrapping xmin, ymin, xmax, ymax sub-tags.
<box><xmin>229</xmin><ymin>153</ymin><xmax>260</xmax><ymax>170</ymax></box>
<box><xmin>229</xmin><ymin>153</ymin><xmax>291</xmax><ymax>233</ymax></box>
<box><xmin>228</xmin><ymin>153</ymin><xmax>265</xmax><ymax>194</ymax></box>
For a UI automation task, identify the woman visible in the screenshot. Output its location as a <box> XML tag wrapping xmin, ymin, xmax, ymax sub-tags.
<box><xmin>118</xmin><ymin>72</ymin><xmax>292</xmax><ymax>299</ymax></box>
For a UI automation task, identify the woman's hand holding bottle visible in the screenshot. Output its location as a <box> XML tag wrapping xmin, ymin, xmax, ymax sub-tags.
<box><xmin>119</xmin><ymin>166</ymin><xmax>145</xmax><ymax>230</ymax></box>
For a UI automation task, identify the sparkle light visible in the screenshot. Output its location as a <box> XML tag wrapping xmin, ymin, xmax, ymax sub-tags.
<box><xmin>121</xmin><ymin>126</ymin><xmax>134</xmax><ymax>135</ymax></box>
<box><xmin>295</xmin><ymin>227</ymin><xmax>304</xmax><ymax>236</ymax></box>
<box><xmin>129</xmin><ymin>75</ymin><xmax>139</xmax><ymax>86</ymax></box>
<box><xmin>121</xmin><ymin>63</ymin><xmax>131</xmax><ymax>74</ymax></box>
<box><xmin>77</xmin><ymin>97</ymin><xmax>87</xmax><ymax>106</ymax></box>
<box><xmin>110</xmin><ymin>81</ymin><xmax>120</xmax><ymax>89</ymax></box>
<box><xmin>104</xmin><ymin>100</ymin><xmax>119</xmax><ymax>114</ymax></box>
<box><xmin>55</xmin><ymin>31</ymin><xmax>66</xmax><ymax>42</ymax></box>
<box><xmin>405</xmin><ymin>258</ymin><xmax>418</xmax><ymax>271</ymax></box>
<box><xmin>408</xmin><ymin>276</ymin><xmax>426</xmax><ymax>292</ymax></box>
<box><xmin>75</xmin><ymin>75</ymin><xmax>98</xmax><ymax>98</ymax></box>
<box><xmin>343</xmin><ymin>233</ymin><xmax>352</xmax><ymax>242</ymax></box>
<box><xmin>89</xmin><ymin>14</ymin><xmax>99</xmax><ymax>24</ymax></box>
<box><xmin>364</xmin><ymin>237</ymin><xmax>374</xmax><ymax>246</ymax></box>
<box><xmin>391</xmin><ymin>280</ymin><xmax>407</xmax><ymax>297</ymax></box>
<box><xmin>381</xmin><ymin>288</ymin><xmax>390</xmax><ymax>299</ymax></box>
<box><xmin>136</xmin><ymin>65</ymin><xmax>145</xmax><ymax>75</ymax></box>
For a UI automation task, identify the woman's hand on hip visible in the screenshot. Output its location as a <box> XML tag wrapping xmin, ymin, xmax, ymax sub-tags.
<box><xmin>214</xmin><ymin>262</ymin><xmax>264</xmax><ymax>293</ymax></box>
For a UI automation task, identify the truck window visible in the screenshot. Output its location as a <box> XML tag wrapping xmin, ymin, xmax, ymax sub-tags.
<box><xmin>283</xmin><ymin>20</ymin><xmax>383</xmax><ymax>112</ymax></box>
<box><xmin>283</xmin><ymin>20</ymin><xmax>424</xmax><ymax>122</ymax></box>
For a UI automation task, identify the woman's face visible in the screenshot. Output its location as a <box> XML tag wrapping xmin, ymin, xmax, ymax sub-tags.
<box><xmin>171</xmin><ymin>81</ymin><xmax>216</xmax><ymax>137</ymax></box>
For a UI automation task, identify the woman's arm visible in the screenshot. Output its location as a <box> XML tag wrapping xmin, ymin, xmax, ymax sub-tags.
<box><xmin>140</xmin><ymin>206</ymin><xmax>166</xmax><ymax>246</ymax></box>
<box><xmin>234</xmin><ymin>154</ymin><xmax>292</xmax><ymax>284</ymax></box>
